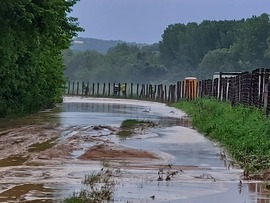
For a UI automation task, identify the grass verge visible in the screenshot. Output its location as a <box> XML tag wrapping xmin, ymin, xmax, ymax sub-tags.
<box><xmin>172</xmin><ymin>98</ymin><xmax>270</xmax><ymax>179</ymax></box>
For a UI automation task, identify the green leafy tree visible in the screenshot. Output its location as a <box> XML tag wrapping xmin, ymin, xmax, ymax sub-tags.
<box><xmin>264</xmin><ymin>36</ymin><xmax>270</xmax><ymax>59</ymax></box>
<box><xmin>0</xmin><ymin>0</ymin><xmax>82</xmax><ymax>117</ymax></box>
<box><xmin>159</xmin><ymin>14</ymin><xmax>270</xmax><ymax>79</ymax></box>
<box><xmin>231</xmin><ymin>14</ymin><xmax>270</xmax><ymax>68</ymax></box>
<box><xmin>65</xmin><ymin>50</ymin><xmax>105</xmax><ymax>80</ymax></box>
<box><xmin>199</xmin><ymin>49</ymin><xmax>241</xmax><ymax>79</ymax></box>
<box><xmin>64</xmin><ymin>42</ymin><xmax>167</xmax><ymax>83</ymax></box>
<box><xmin>159</xmin><ymin>24</ymin><xmax>186</xmax><ymax>66</ymax></box>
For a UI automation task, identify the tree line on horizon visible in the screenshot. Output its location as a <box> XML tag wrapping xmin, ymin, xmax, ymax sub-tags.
<box><xmin>64</xmin><ymin>13</ymin><xmax>270</xmax><ymax>84</ymax></box>
<box><xmin>71</xmin><ymin>37</ymin><xmax>149</xmax><ymax>54</ymax></box>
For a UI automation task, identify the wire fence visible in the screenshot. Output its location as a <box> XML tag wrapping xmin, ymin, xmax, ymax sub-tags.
<box><xmin>199</xmin><ymin>68</ymin><xmax>270</xmax><ymax>114</ymax></box>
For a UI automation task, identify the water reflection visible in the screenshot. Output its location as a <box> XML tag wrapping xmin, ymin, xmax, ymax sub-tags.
<box><xmin>58</xmin><ymin>102</ymin><xmax>191</xmax><ymax>128</ymax></box>
<box><xmin>248</xmin><ymin>183</ymin><xmax>270</xmax><ymax>203</ymax></box>
<box><xmin>0</xmin><ymin>98</ymin><xmax>270</xmax><ymax>203</ymax></box>
<box><xmin>58</xmin><ymin>101</ymin><xmax>270</xmax><ymax>203</ymax></box>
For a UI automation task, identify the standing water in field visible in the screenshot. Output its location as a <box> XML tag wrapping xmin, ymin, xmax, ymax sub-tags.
<box><xmin>0</xmin><ymin>96</ymin><xmax>269</xmax><ymax>203</ymax></box>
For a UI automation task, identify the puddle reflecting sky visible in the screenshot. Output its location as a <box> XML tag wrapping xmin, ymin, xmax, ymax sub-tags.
<box><xmin>58</xmin><ymin>101</ymin><xmax>187</xmax><ymax>127</ymax></box>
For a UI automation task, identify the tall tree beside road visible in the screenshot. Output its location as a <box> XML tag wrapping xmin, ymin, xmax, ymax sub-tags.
<box><xmin>0</xmin><ymin>0</ymin><xmax>83</xmax><ymax>117</ymax></box>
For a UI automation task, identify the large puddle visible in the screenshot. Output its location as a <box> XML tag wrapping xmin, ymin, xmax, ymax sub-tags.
<box><xmin>0</xmin><ymin>97</ymin><xmax>269</xmax><ymax>202</ymax></box>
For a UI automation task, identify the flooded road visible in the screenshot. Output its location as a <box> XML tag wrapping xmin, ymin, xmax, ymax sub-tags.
<box><xmin>0</xmin><ymin>96</ymin><xmax>269</xmax><ymax>203</ymax></box>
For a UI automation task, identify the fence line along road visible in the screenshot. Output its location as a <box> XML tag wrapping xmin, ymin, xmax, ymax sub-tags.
<box><xmin>65</xmin><ymin>68</ymin><xmax>270</xmax><ymax>114</ymax></box>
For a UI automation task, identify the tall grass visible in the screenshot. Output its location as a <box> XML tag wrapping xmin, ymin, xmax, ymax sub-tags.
<box><xmin>172</xmin><ymin>98</ymin><xmax>270</xmax><ymax>174</ymax></box>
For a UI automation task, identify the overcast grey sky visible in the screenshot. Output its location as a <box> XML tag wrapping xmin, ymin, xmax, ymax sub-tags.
<box><xmin>71</xmin><ymin>0</ymin><xmax>270</xmax><ymax>44</ymax></box>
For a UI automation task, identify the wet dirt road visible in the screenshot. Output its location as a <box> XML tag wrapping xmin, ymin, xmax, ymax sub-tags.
<box><xmin>0</xmin><ymin>96</ymin><xmax>269</xmax><ymax>203</ymax></box>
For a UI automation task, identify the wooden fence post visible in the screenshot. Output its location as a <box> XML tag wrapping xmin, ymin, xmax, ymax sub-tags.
<box><xmin>108</xmin><ymin>83</ymin><xmax>111</xmax><ymax>97</ymax></box>
<box><xmin>136</xmin><ymin>84</ymin><xmax>139</xmax><ymax>97</ymax></box>
<box><xmin>85</xmin><ymin>82</ymin><xmax>89</xmax><ymax>96</ymax></box>
<box><xmin>81</xmin><ymin>82</ymin><xmax>85</xmax><ymax>96</ymax></box>
<box><xmin>67</xmin><ymin>81</ymin><xmax>70</xmax><ymax>95</ymax></box>
<box><xmin>160</xmin><ymin>84</ymin><xmax>164</xmax><ymax>102</ymax></box>
<box><xmin>176</xmin><ymin>81</ymin><xmax>181</xmax><ymax>101</ymax></box>
<box><xmin>168</xmin><ymin>85</ymin><xmax>171</xmax><ymax>103</ymax></box>
<box><xmin>103</xmin><ymin>83</ymin><xmax>106</xmax><ymax>96</ymax></box>
<box><xmin>118</xmin><ymin>83</ymin><xmax>121</xmax><ymax>96</ymax></box>
<box><xmin>76</xmin><ymin>82</ymin><xmax>79</xmax><ymax>95</ymax></box>
<box><xmin>96</xmin><ymin>83</ymin><xmax>100</xmax><ymax>96</ymax></box>
<box><xmin>164</xmin><ymin>85</ymin><xmax>167</xmax><ymax>102</ymax></box>
<box><xmin>130</xmin><ymin>83</ymin><xmax>133</xmax><ymax>98</ymax></box>
<box><xmin>124</xmin><ymin>83</ymin><xmax>127</xmax><ymax>98</ymax></box>
<box><xmin>72</xmin><ymin>82</ymin><xmax>75</xmax><ymax>95</ymax></box>
<box><xmin>92</xmin><ymin>83</ymin><xmax>95</xmax><ymax>96</ymax></box>
<box><xmin>146</xmin><ymin>84</ymin><xmax>149</xmax><ymax>99</ymax></box>
<box><xmin>154</xmin><ymin>85</ymin><xmax>157</xmax><ymax>101</ymax></box>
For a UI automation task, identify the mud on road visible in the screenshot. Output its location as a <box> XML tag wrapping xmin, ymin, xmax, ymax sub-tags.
<box><xmin>0</xmin><ymin>122</ymin><xmax>164</xmax><ymax>166</ymax></box>
<box><xmin>0</xmin><ymin>120</ymin><xmax>180</xmax><ymax>202</ymax></box>
<box><xmin>1</xmin><ymin>97</ymin><xmax>267</xmax><ymax>203</ymax></box>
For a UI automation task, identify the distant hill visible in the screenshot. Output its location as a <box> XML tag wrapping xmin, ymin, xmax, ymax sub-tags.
<box><xmin>70</xmin><ymin>37</ymin><xmax>150</xmax><ymax>54</ymax></box>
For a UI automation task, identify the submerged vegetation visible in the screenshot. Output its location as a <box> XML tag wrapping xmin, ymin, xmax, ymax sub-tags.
<box><xmin>120</xmin><ymin>119</ymin><xmax>154</xmax><ymax>128</ymax></box>
<box><xmin>28</xmin><ymin>138</ymin><xmax>58</xmax><ymax>153</ymax></box>
<box><xmin>117</xmin><ymin>119</ymin><xmax>155</xmax><ymax>140</ymax></box>
<box><xmin>64</xmin><ymin>163</ymin><xmax>116</xmax><ymax>203</ymax></box>
<box><xmin>172</xmin><ymin>99</ymin><xmax>270</xmax><ymax>178</ymax></box>
<box><xmin>63</xmin><ymin>162</ymin><xmax>182</xmax><ymax>203</ymax></box>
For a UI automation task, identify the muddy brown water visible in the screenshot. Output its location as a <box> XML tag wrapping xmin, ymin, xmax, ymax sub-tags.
<box><xmin>0</xmin><ymin>97</ymin><xmax>269</xmax><ymax>203</ymax></box>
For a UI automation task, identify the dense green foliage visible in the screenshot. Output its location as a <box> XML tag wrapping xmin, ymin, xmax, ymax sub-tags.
<box><xmin>160</xmin><ymin>13</ymin><xmax>270</xmax><ymax>79</ymax></box>
<box><xmin>172</xmin><ymin>99</ymin><xmax>270</xmax><ymax>174</ymax></box>
<box><xmin>0</xmin><ymin>0</ymin><xmax>82</xmax><ymax>117</ymax></box>
<box><xmin>65</xmin><ymin>13</ymin><xmax>270</xmax><ymax>83</ymax></box>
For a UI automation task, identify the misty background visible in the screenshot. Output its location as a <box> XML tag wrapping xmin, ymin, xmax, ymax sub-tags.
<box><xmin>64</xmin><ymin>1</ymin><xmax>270</xmax><ymax>84</ymax></box>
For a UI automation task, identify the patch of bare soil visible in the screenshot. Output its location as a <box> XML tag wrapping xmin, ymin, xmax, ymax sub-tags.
<box><xmin>0</xmin><ymin>123</ymin><xmax>162</xmax><ymax>167</ymax></box>
<box><xmin>79</xmin><ymin>143</ymin><xmax>159</xmax><ymax>160</ymax></box>
<box><xmin>0</xmin><ymin>123</ymin><xmax>61</xmax><ymax>161</ymax></box>
<box><xmin>36</xmin><ymin>143</ymin><xmax>74</xmax><ymax>160</ymax></box>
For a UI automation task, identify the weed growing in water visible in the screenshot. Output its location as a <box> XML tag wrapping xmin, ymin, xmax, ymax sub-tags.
<box><xmin>64</xmin><ymin>165</ymin><xmax>116</xmax><ymax>203</ymax></box>
<box><xmin>157</xmin><ymin>163</ymin><xmax>182</xmax><ymax>182</ymax></box>
<box><xmin>101</xmin><ymin>160</ymin><xmax>111</xmax><ymax>168</ymax></box>
<box><xmin>117</xmin><ymin>119</ymin><xmax>155</xmax><ymax>140</ymax></box>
